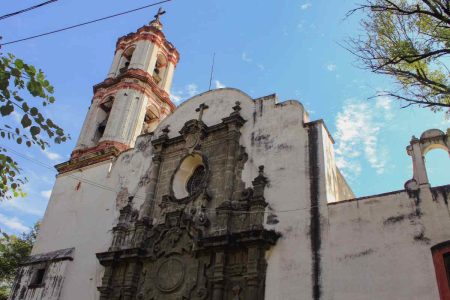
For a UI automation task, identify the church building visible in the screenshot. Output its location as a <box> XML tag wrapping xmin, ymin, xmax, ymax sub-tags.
<box><xmin>9</xmin><ymin>11</ymin><xmax>450</xmax><ymax>300</ymax></box>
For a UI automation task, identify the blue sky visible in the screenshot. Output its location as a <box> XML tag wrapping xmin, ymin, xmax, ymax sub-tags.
<box><xmin>0</xmin><ymin>0</ymin><xmax>449</xmax><ymax>234</ymax></box>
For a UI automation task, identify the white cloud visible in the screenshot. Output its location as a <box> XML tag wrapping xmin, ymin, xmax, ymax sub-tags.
<box><xmin>42</xmin><ymin>149</ymin><xmax>62</xmax><ymax>161</ymax></box>
<box><xmin>334</xmin><ymin>97</ymin><xmax>394</xmax><ymax>179</ymax></box>
<box><xmin>170</xmin><ymin>83</ymin><xmax>199</xmax><ymax>105</ymax></box>
<box><xmin>257</xmin><ymin>64</ymin><xmax>265</xmax><ymax>71</ymax></box>
<box><xmin>215</xmin><ymin>80</ymin><xmax>226</xmax><ymax>89</ymax></box>
<box><xmin>300</xmin><ymin>3</ymin><xmax>312</xmax><ymax>10</ymax></box>
<box><xmin>170</xmin><ymin>93</ymin><xmax>182</xmax><ymax>104</ymax></box>
<box><xmin>40</xmin><ymin>190</ymin><xmax>52</xmax><ymax>199</ymax></box>
<box><xmin>11</xmin><ymin>111</ymin><xmax>22</xmax><ymax>124</ymax></box>
<box><xmin>326</xmin><ymin>64</ymin><xmax>337</xmax><ymax>72</ymax></box>
<box><xmin>186</xmin><ymin>84</ymin><xmax>198</xmax><ymax>97</ymax></box>
<box><xmin>0</xmin><ymin>213</ymin><xmax>29</xmax><ymax>233</ymax></box>
<box><xmin>241</xmin><ymin>52</ymin><xmax>252</xmax><ymax>63</ymax></box>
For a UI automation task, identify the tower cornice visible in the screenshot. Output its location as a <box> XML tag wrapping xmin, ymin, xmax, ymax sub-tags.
<box><xmin>93</xmin><ymin>68</ymin><xmax>176</xmax><ymax>111</ymax></box>
<box><xmin>115</xmin><ymin>25</ymin><xmax>180</xmax><ymax>64</ymax></box>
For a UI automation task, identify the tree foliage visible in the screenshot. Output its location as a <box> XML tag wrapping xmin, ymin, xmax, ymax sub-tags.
<box><xmin>0</xmin><ymin>223</ymin><xmax>38</xmax><ymax>299</ymax></box>
<box><xmin>0</xmin><ymin>53</ymin><xmax>70</xmax><ymax>199</ymax></box>
<box><xmin>348</xmin><ymin>0</ymin><xmax>450</xmax><ymax>113</ymax></box>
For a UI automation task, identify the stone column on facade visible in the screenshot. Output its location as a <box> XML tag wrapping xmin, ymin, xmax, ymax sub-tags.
<box><xmin>223</xmin><ymin>124</ymin><xmax>240</xmax><ymax>203</ymax></box>
<box><xmin>139</xmin><ymin>148</ymin><xmax>163</xmax><ymax>221</ymax></box>
<box><xmin>245</xmin><ymin>246</ymin><xmax>261</xmax><ymax>300</ymax></box>
<box><xmin>98</xmin><ymin>265</ymin><xmax>113</xmax><ymax>300</ymax></box>
<box><xmin>122</xmin><ymin>260</ymin><xmax>141</xmax><ymax>300</ymax></box>
<box><xmin>212</xmin><ymin>251</ymin><xmax>225</xmax><ymax>300</ymax></box>
<box><xmin>249</xmin><ymin>166</ymin><xmax>268</xmax><ymax>229</ymax></box>
<box><xmin>407</xmin><ymin>136</ymin><xmax>430</xmax><ymax>186</ymax></box>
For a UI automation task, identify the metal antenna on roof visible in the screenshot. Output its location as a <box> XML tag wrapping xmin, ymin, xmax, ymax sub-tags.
<box><xmin>208</xmin><ymin>52</ymin><xmax>216</xmax><ymax>91</ymax></box>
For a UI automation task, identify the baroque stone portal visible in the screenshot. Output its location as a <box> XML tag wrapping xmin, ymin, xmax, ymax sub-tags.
<box><xmin>96</xmin><ymin>103</ymin><xmax>280</xmax><ymax>299</ymax></box>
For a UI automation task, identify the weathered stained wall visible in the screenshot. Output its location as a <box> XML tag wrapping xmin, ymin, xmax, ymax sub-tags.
<box><xmin>31</xmin><ymin>134</ymin><xmax>154</xmax><ymax>300</ymax></box>
<box><xmin>10</xmin><ymin>259</ymin><xmax>70</xmax><ymax>300</ymax></box>
<box><xmin>326</xmin><ymin>185</ymin><xmax>450</xmax><ymax>300</ymax></box>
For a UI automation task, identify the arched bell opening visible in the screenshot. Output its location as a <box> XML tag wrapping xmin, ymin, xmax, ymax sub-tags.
<box><xmin>93</xmin><ymin>96</ymin><xmax>114</xmax><ymax>144</ymax></box>
<box><xmin>152</xmin><ymin>53</ymin><xmax>168</xmax><ymax>86</ymax></box>
<box><xmin>118</xmin><ymin>46</ymin><xmax>136</xmax><ymax>74</ymax></box>
<box><xmin>142</xmin><ymin>103</ymin><xmax>161</xmax><ymax>134</ymax></box>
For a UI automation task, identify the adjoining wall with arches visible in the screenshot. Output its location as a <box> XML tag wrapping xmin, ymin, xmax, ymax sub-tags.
<box><xmin>325</xmin><ymin>128</ymin><xmax>450</xmax><ymax>300</ymax></box>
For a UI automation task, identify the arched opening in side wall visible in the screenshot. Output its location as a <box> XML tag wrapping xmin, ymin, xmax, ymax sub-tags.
<box><xmin>424</xmin><ymin>148</ymin><xmax>450</xmax><ymax>187</ymax></box>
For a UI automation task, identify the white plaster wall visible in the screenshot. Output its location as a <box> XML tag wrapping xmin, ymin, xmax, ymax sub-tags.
<box><xmin>326</xmin><ymin>186</ymin><xmax>450</xmax><ymax>300</ymax></box>
<box><xmin>32</xmin><ymin>162</ymin><xmax>116</xmax><ymax>300</ymax></box>
<box><xmin>32</xmin><ymin>131</ymin><xmax>155</xmax><ymax>300</ymax></box>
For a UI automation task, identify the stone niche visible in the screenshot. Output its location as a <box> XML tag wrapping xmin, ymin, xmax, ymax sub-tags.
<box><xmin>96</xmin><ymin>102</ymin><xmax>280</xmax><ymax>300</ymax></box>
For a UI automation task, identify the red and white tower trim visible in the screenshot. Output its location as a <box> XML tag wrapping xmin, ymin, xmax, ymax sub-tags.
<box><xmin>57</xmin><ymin>9</ymin><xmax>179</xmax><ymax>174</ymax></box>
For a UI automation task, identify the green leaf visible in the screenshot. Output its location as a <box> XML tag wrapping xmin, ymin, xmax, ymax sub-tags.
<box><xmin>22</xmin><ymin>102</ymin><xmax>29</xmax><ymax>112</ymax></box>
<box><xmin>16</xmin><ymin>137</ymin><xmax>22</xmax><ymax>144</ymax></box>
<box><xmin>14</xmin><ymin>59</ymin><xmax>24</xmax><ymax>69</ymax></box>
<box><xmin>0</xmin><ymin>103</ymin><xmax>14</xmax><ymax>116</ymax></box>
<box><xmin>30</xmin><ymin>126</ymin><xmax>40</xmax><ymax>136</ymax></box>
<box><xmin>30</xmin><ymin>107</ymin><xmax>38</xmax><ymax>116</ymax></box>
<box><xmin>20</xmin><ymin>114</ymin><xmax>32</xmax><ymax>128</ymax></box>
<box><xmin>10</xmin><ymin>68</ymin><xmax>21</xmax><ymax>77</ymax></box>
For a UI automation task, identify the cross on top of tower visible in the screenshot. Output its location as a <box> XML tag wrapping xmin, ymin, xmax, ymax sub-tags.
<box><xmin>149</xmin><ymin>7</ymin><xmax>166</xmax><ymax>30</ymax></box>
<box><xmin>154</xmin><ymin>7</ymin><xmax>166</xmax><ymax>22</ymax></box>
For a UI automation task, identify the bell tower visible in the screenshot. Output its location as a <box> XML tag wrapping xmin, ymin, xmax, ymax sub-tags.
<box><xmin>57</xmin><ymin>9</ymin><xmax>179</xmax><ymax>174</ymax></box>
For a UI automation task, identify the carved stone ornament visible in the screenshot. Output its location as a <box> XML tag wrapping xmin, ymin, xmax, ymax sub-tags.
<box><xmin>97</xmin><ymin>107</ymin><xmax>280</xmax><ymax>300</ymax></box>
<box><xmin>180</xmin><ymin>120</ymin><xmax>208</xmax><ymax>154</ymax></box>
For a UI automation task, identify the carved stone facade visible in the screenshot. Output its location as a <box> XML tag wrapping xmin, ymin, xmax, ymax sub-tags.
<box><xmin>96</xmin><ymin>103</ymin><xmax>279</xmax><ymax>300</ymax></box>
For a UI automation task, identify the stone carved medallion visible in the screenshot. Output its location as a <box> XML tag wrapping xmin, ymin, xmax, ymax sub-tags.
<box><xmin>185</xmin><ymin>131</ymin><xmax>200</xmax><ymax>150</ymax></box>
<box><xmin>156</xmin><ymin>257</ymin><xmax>185</xmax><ymax>292</ymax></box>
